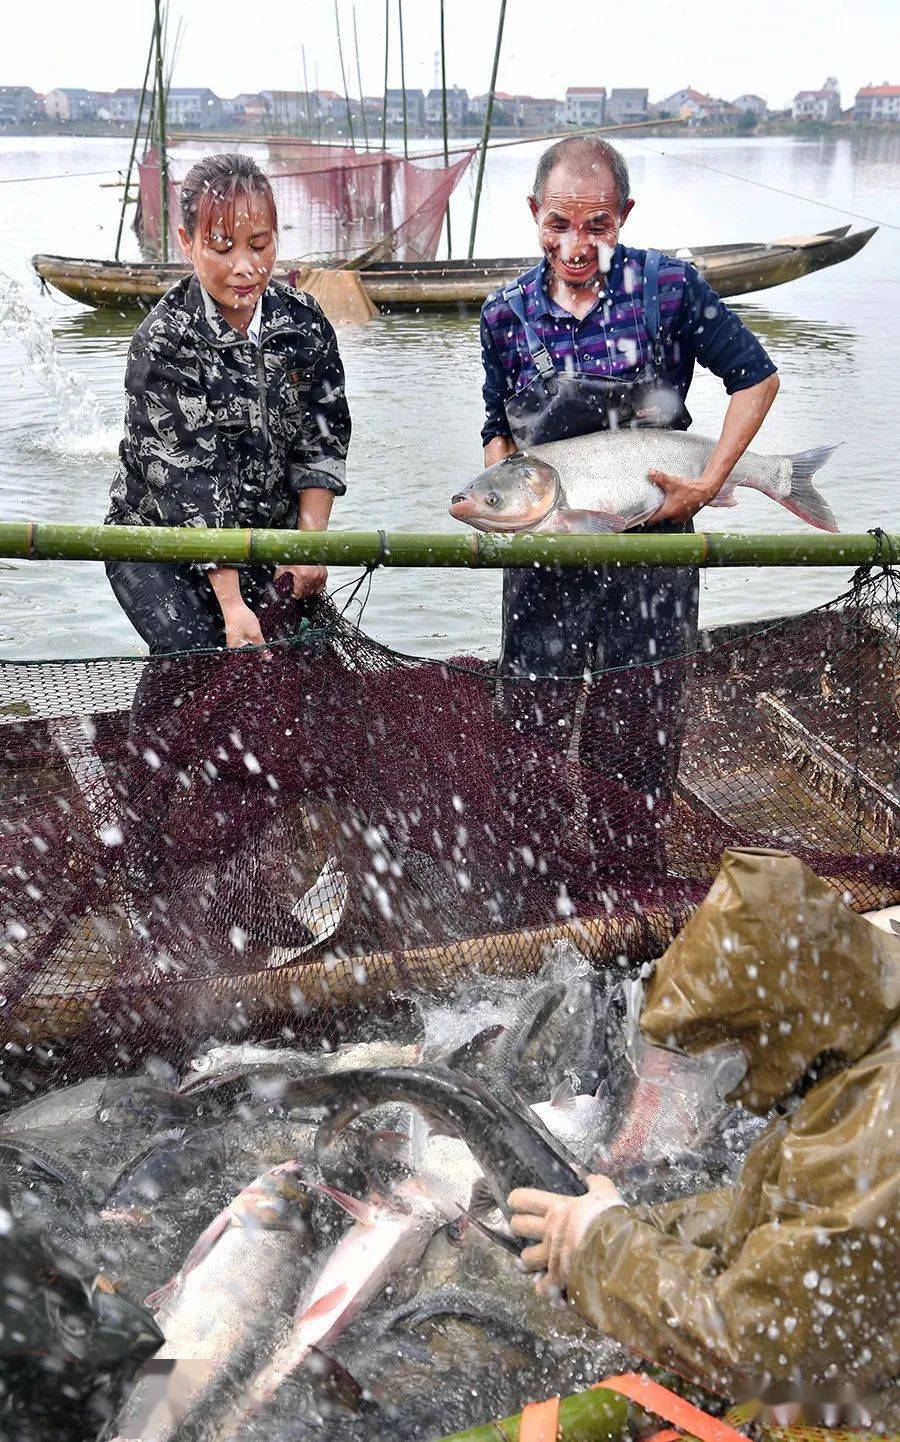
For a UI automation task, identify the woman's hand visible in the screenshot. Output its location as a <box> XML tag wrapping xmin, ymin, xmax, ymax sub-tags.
<box><xmin>508</xmin><ymin>1175</ymin><xmax>624</xmax><ymax>1297</ymax></box>
<box><xmin>222</xmin><ymin>600</ymin><xmax>267</xmax><ymax>650</ymax></box>
<box><xmin>274</xmin><ymin>564</ymin><xmax>328</xmax><ymax>599</ymax></box>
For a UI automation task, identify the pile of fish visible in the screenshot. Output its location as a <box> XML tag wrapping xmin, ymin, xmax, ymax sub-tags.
<box><xmin>0</xmin><ymin>944</ymin><xmax>766</xmax><ymax>1441</ymax></box>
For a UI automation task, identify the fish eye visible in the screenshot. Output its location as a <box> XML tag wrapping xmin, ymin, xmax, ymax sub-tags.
<box><xmin>485</xmin><ymin>491</ymin><xmax>501</xmax><ymax>507</ymax></box>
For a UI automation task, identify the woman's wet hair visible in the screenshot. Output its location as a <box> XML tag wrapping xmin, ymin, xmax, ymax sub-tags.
<box><xmin>532</xmin><ymin>136</ymin><xmax>631</xmax><ymax>212</ymax></box>
<box><xmin>179</xmin><ymin>153</ymin><xmax>278</xmax><ymax>242</ymax></box>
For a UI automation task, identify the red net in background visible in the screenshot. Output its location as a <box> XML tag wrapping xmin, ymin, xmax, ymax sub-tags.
<box><xmin>137</xmin><ymin>142</ymin><xmax>474</xmax><ymax>263</ymax></box>
<box><xmin>1</xmin><ymin>570</ymin><xmax>898</xmax><ymax>1089</ymax></box>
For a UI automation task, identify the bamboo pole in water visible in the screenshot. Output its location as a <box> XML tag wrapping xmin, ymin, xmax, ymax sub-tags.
<box><xmin>1</xmin><ymin>524</ymin><xmax>897</xmax><ymax>570</ymax></box>
<box><xmin>301</xmin><ymin>45</ymin><xmax>313</xmax><ymax>140</ymax></box>
<box><xmin>398</xmin><ymin>0</ymin><xmax>409</xmax><ymax>159</ymax></box>
<box><xmin>433</xmin><ymin>1385</ymin><xmax>629</xmax><ymax>1442</ymax></box>
<box><xmin>334</xmin><ymin>0</ymin><xmax>357</xmax><ymax>149</ymax></box>
<box><xmin>468</xmin><ymin>0</ymin><xmax>507</xmax><ymax>258</ymax></box>
<box><xmin>151</xmin><ymin>0</ymin><xmax>170</xmax><ymax>261</ymax></box>
<box><xmin>115</xmin><ymin>18</ymin><xmax>156</xmax><ymax>260</ymax></box>
<box><xmin>439</xmin><ymin>0</ymin><xmax>452</xmax><ymax>257</ymax></box>
<box><xmin>353</xmin><ymin>5</ymin><xmax>370</xmax><ymax>151</ymax></box>
<box><xmin>381</xmin><ymin>0</ymin><xmax>389</xmax><ymax>150</ymax></box>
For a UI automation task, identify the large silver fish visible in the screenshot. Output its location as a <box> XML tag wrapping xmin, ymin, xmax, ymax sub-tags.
<box><xmin>208</xmin><ymin>1177</ymin><xmax>454</xmax><ymax>1439</ymax></box>
<box><xmin>449</xmin><ymin>428</ymin><xmax>839</xmax><ymax>533</ymax></box>
<box><xmin>114</xmin><ymin>1161</ymin><xmax>316</xmax><ymax>1441</ymax></box>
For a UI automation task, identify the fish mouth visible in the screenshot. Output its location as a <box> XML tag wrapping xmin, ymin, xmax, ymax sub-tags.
<box><xmin>448</xmin><ymin>500</ymin><xmax>525</xmax><ymax>534</ymax></box>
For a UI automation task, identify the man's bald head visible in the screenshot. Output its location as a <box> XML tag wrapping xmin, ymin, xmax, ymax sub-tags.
<box><xmin>532</xmin><ymin>137</ymin><xmax>631</xmax><ymax>212</ymax></box>
<box><xmin>528</xmin><ymin>137</ymin><xmax>634</xmax><ymax>294</ymax></box>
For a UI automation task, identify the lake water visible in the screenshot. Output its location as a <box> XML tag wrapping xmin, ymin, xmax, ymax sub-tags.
<box><xmin>0</xmin><ymin>131</ymin><xmax>898</xmax><ymax>661</ymax></box>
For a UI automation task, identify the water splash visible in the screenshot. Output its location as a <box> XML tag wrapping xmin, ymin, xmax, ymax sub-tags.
<box><xmin>0</xmin><ymin>274</ymin><xmax>114</xmax><ymax>452</ymax></box>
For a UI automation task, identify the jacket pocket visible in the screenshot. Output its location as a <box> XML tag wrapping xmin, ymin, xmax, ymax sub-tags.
<box><xmin>212</xmin><ymin>401</ymin><xmax>254</xmax><ymax>437</ymax></box>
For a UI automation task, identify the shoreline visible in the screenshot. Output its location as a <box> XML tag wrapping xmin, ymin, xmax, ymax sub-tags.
<box><xmin>1</xmin><ymin>119</ymin><xmax>898</xmax><ymax>144</ymax></box>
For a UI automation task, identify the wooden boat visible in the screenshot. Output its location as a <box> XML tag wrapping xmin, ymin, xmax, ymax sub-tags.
<box><xmin>31</xmin><ymin>225</ymin><xmax>876</xmax><ymax>314</ymax></box>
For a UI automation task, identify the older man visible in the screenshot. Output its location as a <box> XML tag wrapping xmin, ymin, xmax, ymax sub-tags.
<box><xmin>481</xmin><ymin>135</ymin><xmax>779</xmax><ymax>683</ymax></box>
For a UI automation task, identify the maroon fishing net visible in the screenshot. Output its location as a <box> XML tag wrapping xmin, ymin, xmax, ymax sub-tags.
<box><xmin>1</xmin><ymin>567</ymin><xmax>898</xmax><ymax>1087</ymax></box>
<box><xmin>137</xmin><ymin>142</ymin><xmax>474</xmax><ymax>263</ymax></box>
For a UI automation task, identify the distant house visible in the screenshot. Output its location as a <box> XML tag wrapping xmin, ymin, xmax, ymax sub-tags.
<box><xmin>607</xmin><ymin>88</ymin><xmax>649</xmax><ymax>124</ymax></box>
<box><xmin>565</xmin><ymin>87</ymin><xmax>607</xmax><ymax>126</ymax></box>
<box><xmin>309</xmin><ymin>89</ymin><xmax>341</xmax><ymax>123</ymax></box>
<box><xmin>854</xmin><ymin>83</ymin><xmax>900</xmax><ymax>122</ymax></box>
<box><xmin>733</xmin><ymin>93</ymin><xmax>768</xmax><ymax>119</ymax></box>
<box><xmin>224</xmin><ymin>93</ymin><xmax>268</xmax><ymax>125</ymax></box>
<box><xmin>469</xmin><ymin>91</ymin><xmax>517</xmax><ymax>125</ymax></box>
<box><xmin>655</xmin><ymin>86</ymin><xmax>710</xmax><ymax>118</ymax></box>
<box><xmin>424</xmin><ymin>86</ymin><xmax>469</xmax><ymax>126</ymax></box>
<box><xmin>260</xmin><ymin>90</ymin><xmax>310</xmax><ymax>128</ymax></box>
<box><xmin>655</xmin><ymin>87</ymin><xmax>739</xmax><ymax>123</ymax></box>
<box><xmin>512</xmin><ymin>95</ymin><xmax>561</xmax><ymax>129</ymax></box>
<box><xmin>166</xmin><ymin>88</ymin><xmax>224</xmax><ymax>130</ymax></box>
<box><xmin>0</xmin><ymin>86</ymin><xmax>42</xmax><ymax>124</ymax></box>
<box><xmin>44</xmin><ymin>88</ymin><xmax>101</xmax><ymax>121</ymax></box>
<box><xmin>792</xmin><ymin>78</ymin><xmax>841</xmax><ymax>122</ymax></box>
<box><xmin>385</xmin><ymin>88</ymin><xmax>425</xmax><ymax>127</ymax></box>
<box><xmin>107</xmin><ymin>88</ymin><xmax>143</xmax><ymax>123</ymax></box>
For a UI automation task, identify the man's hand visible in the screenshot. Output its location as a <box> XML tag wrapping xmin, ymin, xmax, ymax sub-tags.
<box><xmin>508</xmin><ymin>1175</ymin><xmax>624</xmax><ymax>1296</ymax></box>
<box><xmin>647</xmin><ymin>470</ymin><xmax>720</xmax><ymax>525</ymax></box>
<box><xmin>274</xmin><ymin>564</ymin><xmax>328</xmax><ymax>599</ymax></box>
<box><xmin>222</xmin><ymin>601</ymin><xmax>267</xmax><ymax>651</ymax></box>
<box><xmin>647</xmin><ymin>373</ymin><xmax>781</xmax><ymax>526</ymax></box>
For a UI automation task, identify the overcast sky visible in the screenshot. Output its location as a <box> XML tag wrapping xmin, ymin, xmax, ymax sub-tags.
<box><xmin>3</xmin><ymin>0</ymin><xmax>897</xmax><ymax>112</ymax></box>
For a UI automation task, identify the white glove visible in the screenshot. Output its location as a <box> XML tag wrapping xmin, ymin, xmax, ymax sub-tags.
<box><xmin>507</xmin><ymin>1175</ymin><xmax>624</xmax><ymax>1296</ymax></box>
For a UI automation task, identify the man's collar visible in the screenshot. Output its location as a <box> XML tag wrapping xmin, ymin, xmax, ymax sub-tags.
<box><xmin>533</xmin><ymin>244</ymin><xmax>624</xmax><ymax>318</ymax></box>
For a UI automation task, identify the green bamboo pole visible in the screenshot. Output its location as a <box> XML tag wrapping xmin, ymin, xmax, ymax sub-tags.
<box><xmin>302</xmin><ymin>46</ymin><xmax>313</xmax><ymax>140</ymax></box>
<box><xmin>353</xmin><ymin>6</ymin><xmax>370</xmax><ymax>151</ymax></box>
<box><xmin>434</xmin><ymin>1384</ymin><xmax>628</xmax><ymax>1441</ymax></box>
<box><xmin>115</xmin><ymin>18</ymin><xmax>156</xmax><ymax>260</ymax></box>
<box><xmin>152</xmin><ymin>0</ymin><xmax>170</xmax><ymax>260</ymax></box>
<box><xmin>439</xmin><ymin>0</ymin><xmax>452</xmax><ymax>257</ymax></box>
<box><xmin>334</xmin><ymin>0</ymin><xmax>357</xmax><ymax>148</ymax></box>
<box><xmin>381</xmin><ymin>0</ymin><xmax>389</xmax><ymax>150</ymax></box>
<box><xmin>468</xmin><ymin>0</ymin><xmax>507</xmax><ymax>257</ymax></box>
<box><xmin>0</xmin><ymin>524</ymin><xmax>897</xmax><ymax>570</ymax></box>
<box><xmin>398</xmin><ymin>0</ymin><xmax>409</xmax><ymax>159</ymax></box>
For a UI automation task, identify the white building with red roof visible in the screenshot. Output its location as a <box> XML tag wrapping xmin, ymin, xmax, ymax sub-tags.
<box><xmin>792</xmin><ymin>78</ymin><xmax>841</xmax><ymax>122</ymax></box>
<box><xmin>854</xmin><ymin>83</ymin><xmax>900</xmax><ymax>122</ymax></box>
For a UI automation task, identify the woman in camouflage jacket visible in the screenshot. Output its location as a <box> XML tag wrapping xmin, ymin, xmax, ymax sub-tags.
<box><xmin>106</xmin><ymin>152</ymin><xmax>351</xmax><ymax>653</ymax></box>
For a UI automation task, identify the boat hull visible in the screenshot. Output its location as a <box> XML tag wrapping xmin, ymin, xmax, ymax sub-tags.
<box><xmin>32</xmin><ymin>226</ymin><xmax>876</xmax><ymax>314</ymax></box>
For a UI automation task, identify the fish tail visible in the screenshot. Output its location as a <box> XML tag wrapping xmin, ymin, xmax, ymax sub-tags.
<box><xmin>782</xmin><ymin>445</ymin><xmax>840</xmax><ymax>531</ymax></box>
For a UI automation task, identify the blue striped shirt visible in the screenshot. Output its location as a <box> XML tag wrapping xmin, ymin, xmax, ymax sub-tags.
<box><xmin>480</xmin><ymin>246</ymin><xmax>776</xmax><ymax>446</ymax></box>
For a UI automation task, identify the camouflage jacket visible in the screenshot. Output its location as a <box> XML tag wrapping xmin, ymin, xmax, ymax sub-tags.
<box><xmin>107</xmin><ymin>276</ymin><xmax>351</xmax><ymax>533</ymax></box>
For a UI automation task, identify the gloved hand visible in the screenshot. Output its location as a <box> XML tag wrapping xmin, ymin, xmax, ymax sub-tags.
<box><xmin>508</xmin><ymin>1175</ymin><xmax>624</xmax><ymax>1297</ymax></box>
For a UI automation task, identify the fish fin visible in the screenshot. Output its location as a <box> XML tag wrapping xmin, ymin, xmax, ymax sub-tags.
<box><xmin>708</xmin><ymin>487</ymin><xmax>738</xmax><ymax>508</ymax></box>
<box><xmin>779</xmin><ymin>445</ymin><xmax>841</xmax><ymax>531</ymax></box>
<box><xmin>553</xmin><ymin>507</ymin><xmax>626</xmax><ymax>534</ymax></box>
<box><xmin>455</xmin><ymin>1205</ymin><xmax>520</xmax><ymax>1255</ymax></box>
<box><xmin>294</xmin><ymin>857</ymin><xmax>349</xmax><ymax>943</ymax></box>
<box><xmin>144</xmin><ymin>1205</ymin><xmax>231</xmax><ymax>1311</ymax></box>
<box><xmin>305</xmin><ymin>1348</ymin><xmax>374</xmax><ymax>1414</ymax></box>
<box><xmin>468</xmin><ymin>1175</ymin><xmax>499</xmax><ymax>1216</ymax></box>
<box><xmin>549</xmin><ymin>1074</ymin><xmax>579</xmax><ymax>1106</ymax></box>
<box><xmin>314</xmin><ymin>1182</ymin><xmax>378</xmax><ymax>1225</ymax></box>
<box><xmin>299</xmin><ymin>1283</ymin><xmax>350</xmax><ymax>1322</ymax></box>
